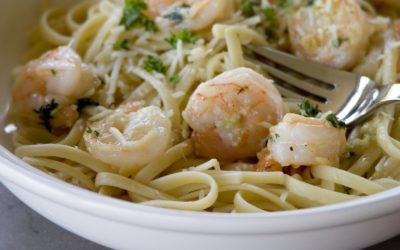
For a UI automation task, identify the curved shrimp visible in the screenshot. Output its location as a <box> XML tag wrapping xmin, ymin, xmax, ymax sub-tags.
<box><xmin>183</xmin><ymin>67</ymin><xmax>285</xmax><ymax>161</ymax></box>
<box><xmin>288</xmin><ymin>0</ymin><xmax>370</xmax><ymax>69</ymax></box>
<box><xmin>146</xmin><ymin>0</ymin><xmax>234</xmax><ymax>31</ymax></box>
<box><xmin>84</xmin><ymin>103</ymin><xmax>172</xmax><ymax>171</ymax></box>
<box><xmin>259</xmin><ymin>113</ymin><xmax>347</xmax><ymax>169</ymax></box>
<box><xmin>11</xmin><ymin>46</ymin><xmax>99</xmax><ymax>131</ymax></box>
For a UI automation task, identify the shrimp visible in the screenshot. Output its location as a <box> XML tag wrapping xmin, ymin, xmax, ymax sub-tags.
<box><xmin>288</xmin><ymin>0</ymin><xmax>370</xmax><ymax>69</ymax></box>
<box><xmin>262</xmin><ymin>113</ymin><xmax>347</xmax><ymax>168</ymax></box>
<box><xmin>146</xmin><ymin>0</ymin><xmax>234</xmax><ymax>31</ymax></box>
<box><xmin>84</xmin><ymin>103</ymin><xmax>172</xmax><ymax>171</ymax></box>
<box><xmin>183</xmin><ymin>67</ymin><xmax>285</xmax><ymax>161</ymax></box>
<box><xmin>11</xmin><ymin>46</ymin><xmax>99</xmax><ymax>132</ymax></box>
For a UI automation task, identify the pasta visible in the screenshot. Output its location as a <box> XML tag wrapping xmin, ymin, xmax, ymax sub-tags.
<box><xmin>5</xmin><ymin>0</ymin><xmax>400</xmax><ymax>213</ymax></box>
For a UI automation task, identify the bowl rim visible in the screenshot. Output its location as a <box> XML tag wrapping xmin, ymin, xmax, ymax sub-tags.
<box><xmin>1</xmin><ymin>144</ymin><xmax>400</xmax><ymax>235</ymax></box>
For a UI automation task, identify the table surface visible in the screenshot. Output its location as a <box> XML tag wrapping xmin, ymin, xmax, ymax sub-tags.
<box><xmin>1</xmin><ymin>184</ymin><xmax>399</xmax><ymax>250</ymax></box>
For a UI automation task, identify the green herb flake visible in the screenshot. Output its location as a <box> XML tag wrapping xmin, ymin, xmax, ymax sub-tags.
<box><xmin>326</xmin><ymin>114</ymin><xmax>346</xmax><ymax>129</ymax></box>
<box><xmin>86</xmin><ymin>127</ymin><xmax>100</xmax><ymax>137</ymax></box>
<box><xmin>120</xmin><ymin>0</ymin><xmax>156</xmax><ymax>32</ymax></box>
<box><xmin>278</xmin><ymin>0</ymin><xmax>292</xmax><ymax>8</ymax></box>
<box><xmin>143</xmin><ymin>55</ymin><xmax>166</xmax><ymax>74</ymax></box>
<box><xmin>163</xmin><ymin>5</ymin><xmax>189</xmax><ymax>23</ymax></box>
<box><xmin>113</xmin><ymin>38</ymin><xmax>130</xmax><ymax>51</ymax></box>
<box><xmin>332</xmin><ymin>37</ymin><xmax>349</xmax><ymax>48</ymax></box>
<box><xmin>51</xmin><ymin>69</ymin><xmax>57</xmax><ymax>76</ymax></box>
<box><xmin>240</xmin><ymin>0</ymin><xmax>260</xmax><ymax>17</ymax></box>
<box><xmin>77</xmin><ymin>98</ymin><xmax>99</xmax><ymax>113</ymax></box>
<box><xmin>263</xmin><ymin>7</ymin><xmax>276</xmax><ymax>22</ymax></box>
<box><xmin>98</xmin><ymin>76</ymin><xmax>106</xmax><ymax>86</ymax></box>
<box><xmin>143</xmin><ymin>19</ymin><xmax>156</xmax><ymax>32</ymax></box>
<box><xmin>343</xmin><ymin>186</ymin><xmax>352</xmax><ymax>194</ymax></box>
<box><xmin>307</xmin><ymin>0</ymin><xmax>315</xmax><ymax>6</ymax></box>
<box><xmin>165</xmin><ymin>29</ymin><xmax>196</xmax><ymax>48</ymax></box>
<box><xmin>298</xmin><ymin>99</ymin><xmax>321</xmax><ymax>118</ymax></box>
<box><xmin>168</xmin><ymin>74</ymin><xmax>181</xmax><ymax>86</ymax></box>
<box><xmin>269</xmin><ymin>133</ymin><xmax>280</xmax><ymax>143</ymax></box>
<box><xmin>34</xmin><ymin>99</ymin><xmax>59</xmax><ymax>132</ymax></box>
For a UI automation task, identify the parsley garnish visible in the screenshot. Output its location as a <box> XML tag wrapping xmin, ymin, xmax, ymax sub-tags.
<box><xmin>34</xmin><ymin>99</ymin><xmax>58</xmax><ymax>131</ymax></box>
<box><xmin>269</xmin><ymin>133</ymin><xmax>280</xmax><ymax>143</ymax></box>
<box><xmin>240</xmin><ymin>0</ymin><xmax>260</xmax><ymax>17</ymax></box>
<box><xmin>98</xmin><ymin>76</ymin><xmax>106</xmax><ymax>86</ymax></box>
<box><xmin>143</xmin><ymin>55</ymin><xmax>166</xmax><ymax>74</ymax></box>
<box><xmin>86</xmin><ymin>127</ymin><xmax>100</xmax><ymax>137</ymax></box>
<box><xmin>165</xmin><ymin>29</ymin><xmax>196</xmax><ymax>48</ymax></box>
<box><xmin>307</xmin><ymin>0</ymin><xmax>315</xmax><ymax>6</ymax></box>
<box><xmin>113</xmin><ymin>39</ymin><xmax>130</xmax><ymax>50</ymax></box>
<box><xmin>278</xmin><ymin>0</ymin><xmax>292</xmax><ymax>8</ymax></box>
<box><xmin>163</xmin><ymin>5</ymin><xmax>189</xmax><ymax>23</ymax></box>
<box><xmin>168</xmin><ymin>74</ymin><xmax>181</xmax><ymax>86</ymax></box>
<box><xmin>51</xmin><ymin>69</ymin><xmax>57</xmax><ymax>76</ymax></box>
<box><xmin>164</xmin><ymin>12</ymin><xmax>184</xmax><ymax>22</ymax></box>
<box><xmin>332</xmin><ymin>37</ymin><xmax>349</xmax><ymax>48</ymax></box>
<box><xmin>120</xmin><ymin>0</ymin><xmax>156</xmax><ymax>32</ymax></box>
<box><xmin>77</xmin><ymin>98</ymin><xmax>99</xmax><ymax>113</ymax></box>
<box><xmin>298</xmin><ymin>99</ymin><xmax>321</xmax><ymax>118</ymax></box>
<box><xmin>344</xmin><ymin>186</ymin><xmax>352</xmax><ymax>194</ymax></box>
<box><xmin>265</xmin><ymin>28</ymin><xmax>277</xmax><ymax>42</ymax></box>
<box><xmin>326</xmin><ymin>114</ymin><xmax>346</xmax><ymax>129</ymax></box>
<box><xmin>263</xmin><ymin>7</ymin><xmax>276</xmax><ymax>22</ymax></box>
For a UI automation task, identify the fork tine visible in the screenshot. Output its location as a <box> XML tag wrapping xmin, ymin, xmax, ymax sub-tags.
<box><xmin>246</xmin><ymin>45</ymin><xmax>357</xmax><ymax>86</ymax></box>
<box><xmin>251</xmin><ymin>57</ymin><xmax>333</xmax><ymax>99</ymax></box>
<box><xmin>275</xmin><ymin>85</ymin><xmax>303</xmax><ymax>100</ymax></box>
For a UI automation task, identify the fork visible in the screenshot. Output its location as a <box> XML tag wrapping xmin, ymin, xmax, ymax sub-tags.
<box><xmin>245</xmin><ymin>45</ymin><xmax>400</xmax><ymax>127</ymax></box>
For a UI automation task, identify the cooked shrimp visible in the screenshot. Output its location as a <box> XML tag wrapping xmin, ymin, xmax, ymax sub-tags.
<box><xmin>288</xmin><ymin>0</ymin><xmax>370</xmax><ymax>69</ymax></box>
<box><xmin>11</xmin><ymin>46</ymin><xmax>99</xmax><ymax>131</ymax></box>
<box><xmin>84</xmin><ymin>104</ymin><xmax>172</xmax><ymax>171</ymax></box>
<box><xmin>146</xmin><ymin>0</ymin><xmax>234</xmax><ymax>31</ymax></box>
<box><xmin>265</xmin><ymin>113</ymin><xmax>347</xmax><ymax>168</ymax></box>
<box><xmin>183</xmin><ymin>67</ymin><xmax>285</xmax><ymax>161</ymax></box>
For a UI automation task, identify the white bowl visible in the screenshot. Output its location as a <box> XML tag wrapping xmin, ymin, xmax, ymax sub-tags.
<box><xmin>1</xmin><ymin>1</ymin><xmax>400</xmax><ymax>249</ymax></box>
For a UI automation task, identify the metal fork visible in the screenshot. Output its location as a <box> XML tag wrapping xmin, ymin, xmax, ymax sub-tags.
<box><xmin>246</xmin><ymin>45</ymin><xmax>400</xmax><ymax>127</ymax></box>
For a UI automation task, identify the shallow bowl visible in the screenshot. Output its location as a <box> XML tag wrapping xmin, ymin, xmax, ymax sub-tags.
<box><xmin>0</xmin><ymin>1</ymin><xmax>400</xmax><ymax>249</ymax></box>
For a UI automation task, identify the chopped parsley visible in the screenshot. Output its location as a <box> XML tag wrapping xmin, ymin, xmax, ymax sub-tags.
<box><xmin>76</xmin><ymin>98</ymin><xmax>99</xmax><ymax>113</ymax></box>
<box><xmin>120</xmin><ymin>0</ymin><xmax>155</xmax><ymax>32</ymax></box>
<box><xmin>86</xmin><ymin>127</ymin><xmax>100</xmax><ymax>137</ymax></box>
<box><xmin>298</xmin><ymin>99</ymin><xmax>321</xmax><ymax>118</ymax></box>
<box><xmin>98</xmin><ymin>76</ymin><xmax>106</xmax><ymax>86</ymax></box>
<box><xmin>332</xmin><ymin>37</ymin><xmax>349</xmax><ymax>48</ymax></box>
<box><xmin>168</xmin><ymin>74</ymin><xmax>181</xmax><ymax>86</ymax></box>
<box><xmin>143</xmin><ymin>55</ymin><xmax>166</xmax><ymax>74</ymax></box>
<box><xmin>34</xmin><ymin>99</ymin><xmax>58</xmax><ymax>132</ymax></box>
<box><xmin>51</xmin><ymin>69</ymin><xmax>57</xmax><ymax>76</ymax></box>
<box><xmin>263</xmin><ymin>7</ymin><xmax>276</xmax><ymax>22</ymax></box>
<box><xmin>163</xmin><ymin>5</ymin><xmax>189</xmax><ymax>23</ymax></box>
<box><xmin>307</xmin><ymin>0</ymin><xmax>315</xmax><ymax>6</ymax></box>
<box><xmin>165</xmin><ymin>29</ymin><xmax>196</xmax><ymax>48</ymax></box>
<box><xmin>278</xmin><ymin>0</ymin><xmax>292</xmax><ymax>8</ymax></box>
<box><xmin>265</xmin><ymin>27</ymin><xmax>277</xmax><ymax>42</ymax></box>
<box><xmin>326</xmin><ymin>114</ymin><xmax>346</xmax><ymax>129</ymax></box>
<box><xmin>113</xmin><ymin>38</ymin><xmax>130</xmax><ymax>50</ymax></box>
<box><xmin>240</xmin><ymin>0</ymin><xmax>260</xmax><ymax>17</ymax></box>
<box><xmin>343</xmin><ymin>186</ymin><xmax>352</xmax><ymax>194</ymax></box>
<box><xmin>164</xmin><ymin>12</ymin><xmax>184</xmax><ymax>22</ymax></box>
<box><xmin>269</xmin><ymin>133</ymin><xmax>280</xmax><ymax>143</ymax></box>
